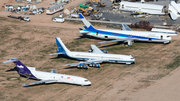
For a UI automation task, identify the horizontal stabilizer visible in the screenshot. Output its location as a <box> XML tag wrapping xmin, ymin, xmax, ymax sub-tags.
<box><xmin>75</xmin><ymin>33</ymin><xmax>82</xmax><ymax>34</ymax></box>
<box><xmin>49</xmin><ymin>53</ymin><xmax>64</xmax><ymax>55</ymax></box>
<box><xmin>90</xmin><ymin>45</ymin><xmax>104</xmax><ymax>54</ymax></box>
<box><xmin>23</xmin><ymin>80</ymin><xmax>57</xmax><ymax>86</ymax></box>
<box><xmin>3</xmin><ymin>58</ymin><xmax>18</xmax><ymax>63</ymax></box>
<box><xmin>121</xmin><ymin>24</ymin><xmax>132</xmax><ymax>31</ymax></box>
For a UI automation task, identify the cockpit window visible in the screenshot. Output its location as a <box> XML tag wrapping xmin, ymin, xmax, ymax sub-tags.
<box><xmin>84</xmin><ymin>80</ymin><xmax>88</xmax><ymax>82</ymax></box>
<box><xmin>167</xmin><ymin>36</ymin><xmax>170</xmax><ymax>37</ymax></box>
<box><xmin>131</xmin><ymin>58</ymin><xmax>134</xmax><ymax>59</ymax></box>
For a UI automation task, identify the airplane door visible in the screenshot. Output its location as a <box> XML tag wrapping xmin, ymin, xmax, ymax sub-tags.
<box><xmin>96</xmin><ymin>32</ymin><xmax>98</xmax><ymax>36</ymax></box>
<box><xmin>161</xmin><ymin>35</ymin><xmax>163</xmax><ymax>39</ymax></box>
<box><xmin>128</xmin><ymin>34</ymin><xmax>132</xmax><ymax>38</ymax></box>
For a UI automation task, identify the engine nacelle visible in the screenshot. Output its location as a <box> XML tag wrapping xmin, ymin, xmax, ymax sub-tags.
<box><xmin>83</xmin><ymin>65</ymin><xmax>88</xmax><ymax>69</ymax></box>
<box><xmin>89</xmin><ymin>62</ymin><xmax>96</xmax><ymax>67</ymax></box>
<box><xmin>100</xmin><ymin>49</ymin><xmax>108</xmax><ymax>53</ymax></box>
<box><xmin>77</xmin><ymin>64</ymin><xmax>88</xmax><ymax>69</ymax></box>
<box><xmin>95</xmin><ymin>64</ymin><xmax>100</xmax><ymax>68</ymax></box>
<box><xmin>77</xmin><ymin>64</ymin><xmax>84</xmax><ymax>69</ymax></box>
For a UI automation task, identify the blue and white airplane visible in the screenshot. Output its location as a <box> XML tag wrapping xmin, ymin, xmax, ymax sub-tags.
<box><xmin>78</xmin><ymin>13</ymin><xmax>172</xmax><ymax>46</ymax></box>
<box><xmin>3</xmin><ymin>58</ymin><xmax>91</xmax><ymax>86</ymax></box>
<box><xmin>50</xmin><ymin>37</ymin><xmax>135</xmax><ymax>69</ymax></box>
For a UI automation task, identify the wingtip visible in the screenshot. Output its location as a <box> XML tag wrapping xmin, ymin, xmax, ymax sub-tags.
<box><xmin>78</xmin><ymin>13</ymin><xmax>84</xmax><ymax>19</ymax></box>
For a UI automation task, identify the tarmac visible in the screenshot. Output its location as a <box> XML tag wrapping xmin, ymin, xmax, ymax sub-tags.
<box><xmin>91</xmin><ymin>0</ymin><xmax>180</xmax><ymax>26</ymax></box>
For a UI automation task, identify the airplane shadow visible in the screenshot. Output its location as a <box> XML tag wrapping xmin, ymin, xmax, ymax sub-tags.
<box><xmin>5</xmin><ymin>67</ymin><xmax>18</xmax><ymax>72</ymax></box>
<box><xmin>23</xmin><ymin>82</ymin><xmax>91</xmax><ymax>87</ymax></box>
<box><xmin>50</xmin><ymin>54</ymin><xmax>78</xmax><ymax>61</ymax></box>
<box><xmin>75</xmin><ymin>34</ymin><xmax>111</xmax><ymax>41</ymax></box>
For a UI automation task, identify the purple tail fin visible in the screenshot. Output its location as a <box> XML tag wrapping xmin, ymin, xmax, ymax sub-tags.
<box><xmin>3</xmin><ymin>58</ymin><xmax>36</xmax><ymax>78</ymax></box>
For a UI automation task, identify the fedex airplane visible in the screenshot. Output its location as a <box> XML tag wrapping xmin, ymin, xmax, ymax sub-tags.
<box><xmin>3</xmin><ymin>58</ymin><xmax>91</xmax><ymax>86</ymax></box>
<box><xmin>78</xmin><ymin>13</ymin><xmax>172</xmax><ymax>46</ymax></box>
<box><xmin>50</xmin><ymin>37</ymin><xmax>135</xmax><ymax>69</ymax></box>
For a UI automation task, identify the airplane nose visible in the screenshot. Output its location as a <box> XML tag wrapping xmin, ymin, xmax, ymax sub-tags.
<box><xmin>88</xmin><ymin>81</ymin><xmax>91</xmax><ymax>85</ymax></box>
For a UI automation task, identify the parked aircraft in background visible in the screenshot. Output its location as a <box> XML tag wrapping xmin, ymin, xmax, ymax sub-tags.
<box><xmin>119</xmin><ymin>1</ymin><xmax>180</xmax><ymax>20</ymax></box>
<box><xmin>119</xmin><ymin>1</ymin><xmax>166</xmax><ymax>15</ymax></box>
<box><xmin>169</xmin><ymin>1</ymin><xmax>180</xmax><ymax>20</ymax></box>
<box><xmin>151</xmin><ymin>28</ymin><xmax>178</xmax><ymax>36</ymax></box>
<box><xmin>3</xmin><ymin>58</ymin><xmax>91</xmax><ymax>86</ymax></box>
<box><xmin>50</xmin><ymin>37</ymin><xmax>135</xmax><ymax>69</ymax></box>
<box><xmin>78</xmin><ymin>13</ymin><xmax>171</xmax><ymax>46</ymax></box>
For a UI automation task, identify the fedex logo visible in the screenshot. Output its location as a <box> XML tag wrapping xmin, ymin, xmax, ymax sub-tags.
<box><xmin>17</xmin><ymin>65</ymin><xmax>24</xmax><ymax>68</ymax></box>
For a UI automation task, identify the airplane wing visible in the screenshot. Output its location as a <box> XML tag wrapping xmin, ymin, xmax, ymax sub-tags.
<box><xmin>121</xmin><ymin>24</ymin><xmax>132</xmax><ymax>31</ymax></box>
<box><xmin>23</xmin><ymin>80</ymin><xmax>57</xmax><ymax>86</ymax></box>
<box><xmin>90</xmin><ymin>45</ymin><xmax>104</xmax><ymax>54</ymax></box>
<box><xmin>64</xmin><ymin>60</ymin><xmax>107</xmax><ymax>66</ymax></box>
<box><xmin>99</xmin><ymin>38</ymin><xmax>138</xmax><ymax>44</ymax></box>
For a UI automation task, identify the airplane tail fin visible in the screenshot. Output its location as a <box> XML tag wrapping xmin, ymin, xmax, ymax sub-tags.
<box><xmin>50</xmin><ymin>37</ymin><xmax>70</xmax><ymax>55</ymax></box>
<box><xmin>3</xmin><ymin>58</ymin><xmax>36</xmax><ymax>78</ymax></box>
<box><xmin>79</xmin><ymin>13</ymin><xmax>96</xmax><ymax>31</ymax></box>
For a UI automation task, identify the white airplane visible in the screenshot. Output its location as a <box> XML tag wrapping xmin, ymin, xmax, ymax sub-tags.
<box><xmin>169</xmin><ymin>1</ymin><xmax>180</xmax><ymax>20</ymax></box>
<box><xmin>3</xmin><ymin>58</ymin><xmax>91</xmax><ymax>86</ymax></box>
<box><xmin>50</xmin><ymin>37</ymin><xmax>135</xmax><ymax>69</ymax></box>
<box><xmin>78</xmin><ymin>13</ymin><xmax>172</xmax><ymax>46</ymax></box>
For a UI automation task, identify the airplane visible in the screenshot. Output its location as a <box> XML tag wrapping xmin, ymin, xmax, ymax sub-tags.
<box><xmin>3</xmin><ymin>58</ymin><xmax>91</xmax><ymax>86</ymax></box>
<box><xmin>50</xmin><ymin>37</ymin><xmax>135</xmax><ymax>69</ymax></box>
<box><xmin>78</xmin><ymin>13</ymin><xmax>172</xmax><ymax>46</ymax></box>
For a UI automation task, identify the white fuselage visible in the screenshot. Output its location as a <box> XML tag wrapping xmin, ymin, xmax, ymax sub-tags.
<box><xmin>80</xmin><ymin>29</ymin><xmax>171</xmax><ymax>43</ymax></box>
<box><xmin>65</xmin><ymin>51</ymin><xmax>135</xmax><ymax>64</ymax></box>
<box><xmin>119</xmin><ymin>1</ymin><xmax>165</xmax><ymax>15</ymax></box>
<box><xmin>28</xmin><ymin>67</ymin><xmax>91</xmax><ymax>86</ymax></box>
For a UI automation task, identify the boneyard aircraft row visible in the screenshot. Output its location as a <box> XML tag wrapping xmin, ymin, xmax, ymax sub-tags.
<box><xmin>3</xmin><ymin>58</ymin><xmax>91</xmax><ymax>86</ymax></box>
<box><xmin>50</xmin><ymin>37</ymin><xmax>135</xmax><ymax>69</ymax></box>
<box><xmin>78</xmin><ymin>13</ymin><xmax>171</xmax><ymax>46</ymax></box>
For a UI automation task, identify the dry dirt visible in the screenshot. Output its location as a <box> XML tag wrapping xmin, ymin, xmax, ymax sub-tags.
<box><xmin>1</xmin><ymin>0</ymin><xmax>180</xmax><ymax>101</ymax></box>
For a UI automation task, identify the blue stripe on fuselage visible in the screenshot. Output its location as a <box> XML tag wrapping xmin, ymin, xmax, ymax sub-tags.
<box><xmin>84</xmin><ymin>28</ymin><xmax>164</xmax><ymax>41</ymax></box>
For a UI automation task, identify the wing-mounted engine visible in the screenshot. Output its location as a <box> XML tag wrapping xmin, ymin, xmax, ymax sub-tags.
<box><xmin>89</xmin><ymin>62</ymin><xmax>100</xmax><ymax>68</ymax></box>
<box><xmin>125</xmin><ymin>40</ymin><xmax>134</xmax><ymax>46</ymax></box>
<box><xmin>77</xmin><ymin>64</ymin><xmax>88</xmax><ymax>69</ymax></box>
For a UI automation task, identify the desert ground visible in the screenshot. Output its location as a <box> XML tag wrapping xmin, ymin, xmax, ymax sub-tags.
<box><xmin>1</xmin><ymin>0</ymin><xmax>180</xmax><ymax>101</ymax></box>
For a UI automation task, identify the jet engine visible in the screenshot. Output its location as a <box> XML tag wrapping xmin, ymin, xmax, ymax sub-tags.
<box><xmin>89</xmin><ymin>62</ymin><xmax>96</xmax><ymax>67</ymax></box>
<box><xmin>89</xmin><ymin>62</ymin><xmax>100</xmax><ymax>68</ymax></box>
<box><xmin>95</xmin><ymin>64</ymin><xmax>100</xmax><ymax>68</ymax></box>
<box><xmin>77</xmin><ymin>64</ymin><xmax>88</xmax><ymax>69</ymax></box>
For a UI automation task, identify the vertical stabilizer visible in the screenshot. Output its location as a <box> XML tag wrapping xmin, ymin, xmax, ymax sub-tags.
<box><xmin>3</xmin><ymin>58</ymin><xmax>36</xmax><ymax>78</ymax></box>
<box><xmin>55</xmin><ymin>37</ymin><xmax>70</xmax><ymax>54</ymax></box>
<box><xmin>79</xmin><ymin>13</ymin><xmax>96</xmax><ymax>31</ymax></box>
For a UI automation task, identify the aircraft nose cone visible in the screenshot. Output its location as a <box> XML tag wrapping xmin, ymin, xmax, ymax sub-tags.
<box><xmin>88</xmin><ymin>81</ymin><xmax>91</xmax><ymax>85</ymax></box>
